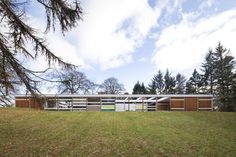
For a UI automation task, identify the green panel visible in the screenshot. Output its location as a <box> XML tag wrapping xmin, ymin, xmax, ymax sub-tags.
<box><xmin>101</xmin><ymin>105</ymin><xmax>115</xmax><ymax>110</ymax></box>
<box><xmin>101</xmin><ymin>103</ymin><xmax>115</xmax><ymax>105</ymax></box>
<box><xmin>136</xmin><ymin>105</ymin><xmax>147</xmax><ymax>109</ymax></box>
<box><xmin>101</xmin><ymin>109</ymin><xmax>115</xmax><ymax>111</ymax></box>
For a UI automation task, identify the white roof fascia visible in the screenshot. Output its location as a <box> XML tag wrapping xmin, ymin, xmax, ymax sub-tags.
<box><xmin>15</xmin><ymin>94</ymin><xmax>213</xmax><ymax>98</ymax></box>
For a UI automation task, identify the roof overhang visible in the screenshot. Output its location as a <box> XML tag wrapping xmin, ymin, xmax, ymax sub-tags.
<box><xmin>15</xmin><ymin>94</ymin><xmax>213</xmax><ymax>98</ymax></box>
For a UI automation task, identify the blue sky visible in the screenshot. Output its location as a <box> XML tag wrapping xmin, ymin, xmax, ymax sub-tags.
<box><xmin>26</xmin><ymin>0</ymin><xmax>236</xmax><ymax>93</ymax></box>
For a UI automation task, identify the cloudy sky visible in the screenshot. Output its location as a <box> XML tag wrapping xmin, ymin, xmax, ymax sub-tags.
<box><xmin>28</xmin><ymin>0</ymin><xmax>236</xmax><ymax>93</ymax></box>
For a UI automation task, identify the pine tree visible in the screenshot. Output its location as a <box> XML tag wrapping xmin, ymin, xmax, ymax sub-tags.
<box><xmin>133</xmin><ymin>81</ymin><xmax>147</xmax><ymax>94</ymax></box>
<box><xmin>141</xmin><ymin>82</ymin><xmax>147</xmax><ymax>94</ymax></box>
<box><xmin>156</xmin><ymin>70</ymin><xmax>164</xmax><ymax>94</ymax></box>
<box><xmin>169</xmin><ymin>77</ymin><xmax>176</xmax><ymax>94</ymax></box>
<box><xmin>213</xmin><ymin>42</ymin><xmax>235</xmax><ymax>111</ymax></box>
<box><xmin>147</xmin><ymin>81</ymin><xmax>156</xmax><ymax>94</ymax></box>
<box><xmin>186</xmin><ymin>69</ymin><xmax>203</xmax><ymax>94</ymax></box>
<box><xmin>147</xmin><ymin>70</ymin><xmax>164</xmax><ymax>94</ymax></box>
<box><xmin>185</xmin><ymin>80</ymin><xmax>195</xmax><ymax>94</ymax></box>
<box><xmin>175</xmin><ymin>73</ymin><xmax>186</xmax><ymax>94</ymax></box>
<box><xmin>163</xmin><ymin>69</ymin><xmax>175</xmax><ymax>94</ymax></box>
<box><xmin>230</xmin><ymin>73</ymin><xmax>236</xmax><ymax>111</ymax></box>
<box><xmin>132</xmin><ymin>81</ymin><xmax>141</xmax><ymax>94</ymax></box>
<box><xmin>201</xmin><ymin>49</ymin><xmax>215</xmax><ymax>94</ymax></box>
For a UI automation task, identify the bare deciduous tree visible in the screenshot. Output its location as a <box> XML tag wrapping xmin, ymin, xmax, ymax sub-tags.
<box><xmin>101</xmin><ymin>77</ymin><xmax>124</xmax><ymax>94</ymax></box>
<box><xmin>50</xmin><ymin>69</ymin><xmax>97</xmax><ymax>94</ymax></box>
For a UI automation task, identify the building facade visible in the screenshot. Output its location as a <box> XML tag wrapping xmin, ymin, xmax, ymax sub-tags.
<box><xmin>15</xmin><ymin>94</ymin><xmax>213</xmax><ymax>111</ymax></box>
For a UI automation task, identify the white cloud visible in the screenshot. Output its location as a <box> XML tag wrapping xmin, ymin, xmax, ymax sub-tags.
<box><xmin>75</xmin><ymin>0</ymin><xmax>161</xmax><ymax>70</ymax></box>
<box><xmin>22</xmin><ymin>0</ymin><xmax>188</xmax><ymax>72</ymax></box>
<box><xmin>152</xmin><ymin>8</ymin><xmax>236</xmax><ymax>73</ymax></box>
<box><xmin>22</xmin><ymin>15</ymin><xmax>90</xmax><ymax>71</ymax></box>
<box><xmin>46</xmin><ymin>33</ymin><xmax>86</xmax><ymax>67</ymax></box>
<box><xmin>11</xmin><ymin>0</ymin><xmax>171</xmax><ymax>73</ymax></box>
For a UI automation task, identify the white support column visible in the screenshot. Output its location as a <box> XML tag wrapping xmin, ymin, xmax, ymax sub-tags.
<box><xmin>100</xmin><ymin>98</ymin><xmax>102</xmax><ymax>112</ymax></box>
<box><xmin>142</xmin><ymin>97</ymin><xmax>144</xmax><ymax>112</ymax></box>
<box><xmin>72</xmin><ymin>97</ymin><xmax>74</xmax><ymax>112</ymax></box>
<box><xmin>128</xmin><ymin>97</ymin><xmax>130</xmax><ymax>111</ymax></box>
<box><xmin>156</xmin><ymin>98</ymin><xmax>158</xmax><ymax>111</ymax></box>
<box><xmin>45</xmin><ymin>99</ymin><xmax>48</xmax><ymax>109</ymax></box>
<box><xmin>56</xmin><ymin>97</ymin><xmax>59</xmax><ymax>111</ymax></box>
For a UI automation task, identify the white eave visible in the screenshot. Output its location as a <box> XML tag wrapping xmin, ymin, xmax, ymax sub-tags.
<box><xmin>15</xmin><ymin>94</ymin><xmax>213</xmax><ymax>98</ymax></box>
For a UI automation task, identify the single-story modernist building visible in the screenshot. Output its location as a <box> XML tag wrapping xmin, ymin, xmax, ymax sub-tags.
<box><xmin>15</xmin><ymin>94</ymin><xmax>213</xmax><ymax>111</ymax></box>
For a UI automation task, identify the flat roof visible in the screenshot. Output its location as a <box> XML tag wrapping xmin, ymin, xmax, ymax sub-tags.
<box><xmin>15</xmin><ymin>94</ymin><xmax>213</xmax><ymax>98</ymax></box>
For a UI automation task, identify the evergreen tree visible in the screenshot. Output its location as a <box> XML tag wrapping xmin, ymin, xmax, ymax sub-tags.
<box><xmin>147</xmin><ymin>81</ymin><xmax>156</xmax><ymax>94</ymax></box>
<box><xmin>175</xmin><ymin>73</ymin><xmax>186</xmax><ymax>94</ymax></box>
<box><xmin>201</xmin><ymin>49</ymin><xmax>215</xmax><ymax>94</ymax></box>
<box><xmin>163</xmin><ymin>69</ymin><xmax>175</xmax><ymax>94</ymax></box>
<box><xmin>186</xmin><ymin>69</ymin><xmax>203</xmax><ymax>94</ymax></box>
<box><xmin>169</xmin><ymin>77</ymin><xmax>176</xmax><ymax>94</ymax></box>
<box><xmin>230</xmin><ymin>73</ymin><xmax>236</xmax><ymax>111</ymax></box>
<box><xmin>133</xmin><ymin>81</ymin><xmax>147</xmax><ymax>94</ymax></box>
<box><xmin>141</xmin><ymin>82</ymin><xmax>147</xmax><ymax>94</ymax></box>
<box><xmin>213</xmin><ymin>42</ymin><xmax>235</xmax><ymax>111</ymax></box>
<box><xmin>148</xmin><ymin>70</ymin><xmax>164</xmax><ymax>94</ymax></box>
<box><xmin>156</xmin><ymin>70</ymin><xmax>164</xmax><ymax>94</ymax></box>
<box><xmin>185</xmin><ymin>80</ymin><xmax>195</xmax><ymax>94</ymax></box>
<box><xmin>132</xmin><ymin>81</ymin><xmax>141</xmax><ymax>94</ymax></box>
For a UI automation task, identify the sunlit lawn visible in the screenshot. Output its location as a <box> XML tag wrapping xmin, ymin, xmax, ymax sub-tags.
<box><xmin>0</xmin><ymin>108</ymin><xmax>235</xmax><ymax>156</ymax></box>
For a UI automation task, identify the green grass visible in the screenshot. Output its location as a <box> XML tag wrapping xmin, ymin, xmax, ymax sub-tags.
<box><xmin>0</xmin><ymin>109</ymin><xmax>235</xmax><ymax>157</ymax></box>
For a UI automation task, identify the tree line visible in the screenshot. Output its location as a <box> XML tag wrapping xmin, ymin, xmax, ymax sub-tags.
<box><xmin>132</xmin><ymin>43</ymin><xmax>236</xmax><ymax>111</ymax></box>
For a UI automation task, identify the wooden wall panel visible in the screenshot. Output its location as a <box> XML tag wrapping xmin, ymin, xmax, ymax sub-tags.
<box><xmin>158</xmin><ymin>105</ymin><xmax>170</xmax><ymax>110</ymax></box>
<box><xmin>198</xmin><ymin>99</ymin><xmax>212</xmax><ymax>109</ymax></box>
<box><xmin>29</xmin><ymin>98</ymin><xmax>44</xmax><ymax>110</ymax></box>
<box><xmin>15</xmin><ymin>99</ymin><xmax>29</xmax><ymax>108</ymax></box>
<box><xmin>157</xmin><ymin>102</ymin><xmax>170</xmax><ymax>110</ymax></box>
<box><xmin>170</xmin><ymin>99</ymin><xmax>185</xmax><ymax>109</ymax></box>
<box><xmin>185</xmin><ymin>97</ymin><xmax>197</xmax><ymax>111</ymax></box>
<box><xmin>15</xmin><ymin>97</ymin><xmax>44</xmax><ymax>110</ymax></box>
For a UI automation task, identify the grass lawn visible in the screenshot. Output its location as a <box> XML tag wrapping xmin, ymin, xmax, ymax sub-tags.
<box><xmin>0</xmin><ymin>109</ymin><xmax>235</xmax><ymax>157</ymax></box>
